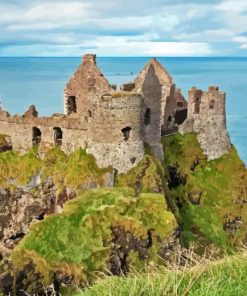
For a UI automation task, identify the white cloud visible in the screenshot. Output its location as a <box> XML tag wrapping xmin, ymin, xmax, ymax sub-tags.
<box><xmin>0</xmin><ymin>0</ymin><xmax>246</xmax><ymax>56</ymax></box>
<box><xmin>1</xmin><ymin>2</ymin><xmax>93</xmax><ymax>30</ymax></box>
<box><xmin>233</xmin><ymin>36</ymin><xmax>247</xmax><ymax>43</ymax></box>
<box><xmin>1</xmin><ymin>35</ymin><xmax>213</xmax><ymax>57</ymax></box>
<box><xmin>216</xmin><ymin>0</ymin><xmax>247</xmax><ymax>13</ymax></box>
<box><xmin>90</xmin><ymin>37</ymin><xmax>213</xmax><ymax>56</ymax></box>
<box><xmin>175</xmin><ymin>29</ymin><xmax>234</xmax><ymax>43</ymax></box>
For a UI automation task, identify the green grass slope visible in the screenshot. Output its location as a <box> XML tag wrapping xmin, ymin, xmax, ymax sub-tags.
<box><xmin>162</xmin><ymin>133</ymin><xmax>247</xmax><ymax>250</ymax></box>
<box><xmin>9</xmin><ymin>188</ymin><xmax>176</xmax><ymax>293</ymax></box>
<box><xmin>78</xmin><ymin>253</ymin><xmax>247</xmax><ymax>296</ymax></box>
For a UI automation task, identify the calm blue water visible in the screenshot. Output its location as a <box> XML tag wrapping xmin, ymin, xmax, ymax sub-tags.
<box><xmin>0</xmin><ymin>57</ymin><xmax>246</xmax><ymax>163</ymax></box>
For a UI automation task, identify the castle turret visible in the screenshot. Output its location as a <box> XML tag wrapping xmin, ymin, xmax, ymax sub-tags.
<box><xmin>180</xmin><ymin>86</ymin><xmax>231</xmax><ymax>160</ymax></box>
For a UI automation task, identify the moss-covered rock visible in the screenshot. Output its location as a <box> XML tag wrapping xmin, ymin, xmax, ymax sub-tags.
<box><xmin>0</xmin><ymin>147</ymin><xmax>113</xmax><ymax>254</ymax></box>
<box><xmin>162</xmin><ymin>133</ymin><xmax>247</xmax><ymax>251</ymax></box>
<box><xmin>0</xmin><ymin>147</ymin><xmax>112</xmax><ymax>193</ymax></box>
<box><xmin>0</xmin><ymin>188</ymin><xmax>177</xmax><ymax>294</ymax></box>
<box><xmin>115</xmin><ymin>146</ymin><xmax>169</xmax><ymax>195</ymax></box>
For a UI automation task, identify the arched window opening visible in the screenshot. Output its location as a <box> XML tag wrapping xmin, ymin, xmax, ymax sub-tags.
<box><xmin>209</xmin><ymin>100</ymin><xmax>215</xmax><ymax>109</ymax></box>
<box><xmin>67</xmin><ymin>96</ymin><xmax>77</xmax><ymax>115</ymax></box>
<box><xmin>194</xmin><ymin>97</ymin><xmax>200</xmax><ymax>114</ymax></box>
<box><xmin>53</xmin><ymin>127</ymin><xmax>63</xmax><ymax>146</ymax></box>
<box><xmin>32</xmin><ymin>127</ymin><xmax>42</xmax><ymax>146</ymax></box>
<box><xmin>88</xmin><ymin>110</ymin><xmax>92</xmax><ymax>117</ymax></box>
<box><xmin>144</xmin><ymin>108</ymin><xmax>151</xmax><ymax>125</ymax></box>
<box><xmin>121</xmin><ymin>127</ymin><xmax>132</xmax><ymax>141</ymax></box>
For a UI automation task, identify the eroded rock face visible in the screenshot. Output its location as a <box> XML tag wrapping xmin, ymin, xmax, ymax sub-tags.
<box><xmin>0</xmin><ymin>188</ymin><xmax>179</xmax><ymax>295</ymax></box>
<box><xmin>0</xmin><ymin>172</ymin><xmax>116</xmax><ymax>254</ymax></box>
<box><xmin>0</xmin><ymin>180</ymin><xmax>56</xmax><ymax>252</ymax></box>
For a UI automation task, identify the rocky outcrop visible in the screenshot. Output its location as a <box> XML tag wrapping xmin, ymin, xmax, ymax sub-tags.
<box><xmin>0</xmin><ymin>188</ymin><xmax>178</xmax><ymax>295</ymax></box>
<box><xmin>0</xmin><ymin>147</ymin><xmax>114</xmax><ymax>257</ymax></box>
<box><xmin>0</xmin><ymin>179</ymin><xmax>58</xmax><ymax>253</ymax></box>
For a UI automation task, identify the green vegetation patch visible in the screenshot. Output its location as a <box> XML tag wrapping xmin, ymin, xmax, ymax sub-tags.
<box><xmin>115</xmin><ymin>146</ymin><xmax>169</xmax><ymax>195</ymax></box>
<box><xmin>0</xmin><ymin>147</ymin><xmax>111</xmax><ymax>194</ymax></box>
<box><xmin>11</xmin><ymin>188</ymin><xmax>176</xmax><ymax>290</ymax></box>
<box><xmin>162</xmin><ymin>133</ymin><xmax>247</xmax><ymax>249</ymax></box>
<box><xmin>0</xmin><ymin>134</ymin><xmax>10</xmax><ymax>146</ymax></box>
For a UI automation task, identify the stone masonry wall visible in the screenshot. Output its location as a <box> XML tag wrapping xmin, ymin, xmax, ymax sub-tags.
<box><xmin>134</xmin><ymin>58</ymin><xmax>186</xmax><ymax>137</ymax></box>
<box><xmin>135</xmin><ymin>58</ymin><xmax>175</xmax><ymax>132</ymax></box>
<box><xmin>180</xmin><ymin>86</ymin><xmax>231</xmax><ymax>160</ymax></box>
<box><xmin>64</xmin><ymin>54</ymin><xmax>115</xmax><ymax>115</ymax></box>
<box><xmin>87</xmin><ymin>94</ymin><xmax>145</xmax><ymax>173</ymax></box>
<box><xmin>139</xmin><ymin>64</ymin><xmax>164</xmax><ymax>159</ymax></box>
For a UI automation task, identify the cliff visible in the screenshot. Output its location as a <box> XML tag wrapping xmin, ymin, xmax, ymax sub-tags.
<box><xmin>0</xmin><ymin>132</ymin><xmax>246</xmax><ymax>294</ymax></box>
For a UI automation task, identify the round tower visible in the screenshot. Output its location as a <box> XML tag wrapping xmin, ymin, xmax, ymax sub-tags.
<box><xmin>87</xmin><ymin>93</ymin><xmax>145</xmax><ymax>173</ymax></box>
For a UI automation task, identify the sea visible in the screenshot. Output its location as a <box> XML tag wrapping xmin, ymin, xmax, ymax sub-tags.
<box><xmin>0</xmin><ymin>57</ymin><xmax>246</xmax><ymax>164</ymax></box>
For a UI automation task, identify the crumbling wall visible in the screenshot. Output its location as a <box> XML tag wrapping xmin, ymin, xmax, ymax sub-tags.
<box><xmin>180</xmin><ymin>86</ymin><xmax>231</xmax><ymax>160</ymax></box>
<box><xmin>0</xmin><ymin>108</ymin><xmax>89</xmax><ymax>153</ymax></box>
<box><xmin>64</xmin><ymin>54</ymin><xmax>114</xmax><ymax>116</ymax></box>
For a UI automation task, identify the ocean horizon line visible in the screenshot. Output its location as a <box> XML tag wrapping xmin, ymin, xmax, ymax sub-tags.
<box><xmin>0</xmin><ymin>56</ymin><xmax>247</xmax><ymax>59</ymax></box>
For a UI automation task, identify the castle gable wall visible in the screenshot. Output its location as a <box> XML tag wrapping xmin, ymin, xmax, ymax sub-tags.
<box><xmin>64</xmin><ymin>54</ymin><xmax>114</xmax><ymax>116</ymax></box>
<box><xmin>134</xmin><ymin>58</ymin><xmax>186</xmax><ymax>136</ymax></box>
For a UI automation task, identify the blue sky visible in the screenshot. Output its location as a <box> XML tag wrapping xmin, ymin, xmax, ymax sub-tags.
<box><xmin>0</xmin><ymin>0</ymin><xmax>247</xmax><ymax>56</ymax></box>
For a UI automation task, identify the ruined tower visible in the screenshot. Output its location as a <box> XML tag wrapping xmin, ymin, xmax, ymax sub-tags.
<box><xmin>64</xmin><ymin>54</ymin><xmax>115</xmax><ymax>116</ymax></box>
<box><xmin>180</xmin><ymin>86</ymin><xmax>231</xmax><ymax>160</ymax></box>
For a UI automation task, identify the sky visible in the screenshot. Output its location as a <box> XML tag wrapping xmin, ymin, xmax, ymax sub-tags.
<box><xmin>0</xmin><ymin>0</ymin><xmax>247</xmax><ymax>57</ymax></box>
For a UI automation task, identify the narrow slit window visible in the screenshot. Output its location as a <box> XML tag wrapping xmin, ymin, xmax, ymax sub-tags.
<box><xmin>121</xmin><ymin>127</ymin><xmax>132</xmax><ymax>141</ymax></box>
<box><xmin>194</xmin><ymin>97</ymin><xmax>200</xmax><ymax>114</ymax></box>
<box><xmin>144</xmin><ymin>108</ymin><xmax>151</xmax><ymax>125</ymax></box>
<box><xmin>209</xmin><ymin>100</ymin><xmax>215</xmax><ymax>109</ymax></box>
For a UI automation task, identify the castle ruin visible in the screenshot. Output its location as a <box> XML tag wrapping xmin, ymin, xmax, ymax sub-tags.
<box><xmin>180</xmin><ymin>86</ymin><xmax>231</xmax><ymax>160</ymax></box>
<box><xmin>0</xmin><ymin>54</ymin><xmax>230</xmax><ymax>173</ymax></box>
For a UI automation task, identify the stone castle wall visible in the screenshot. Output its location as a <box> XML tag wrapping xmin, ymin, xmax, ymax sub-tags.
<box><xmin>87</xmin><ymin>94</ymin><xmax>145</xmax><ymax>172</ymax></box>
<box><xmin>0</xmin><ymin>109</ymin><xmax>89</xmax><ymax>153</ymax></box>
<box><xmin>180</xmin><ymin>86</ymin><xmax>231</xmax><ymax>160</ymax></box>
<box><xmin>0</xmin><ymin>93</ymin><xmax>146</xmax><ymax>173</ymax></box>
